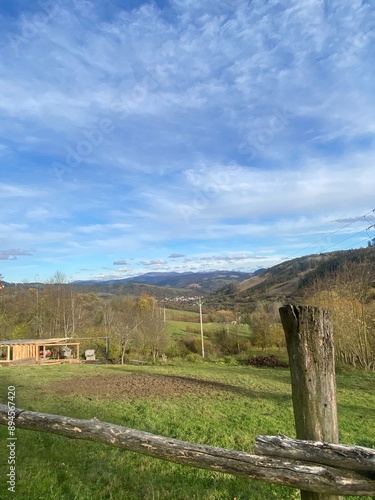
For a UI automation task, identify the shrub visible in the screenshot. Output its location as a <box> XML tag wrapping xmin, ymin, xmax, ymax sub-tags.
<box><xmin>242</xmin><ymin>355</ymin><xmax>288</xmax><ymax>368</ymax></box>
<box><xmin>184</xmin><ymin>352</ymin><xmax>205</xmax><ymax>363</ymax></box>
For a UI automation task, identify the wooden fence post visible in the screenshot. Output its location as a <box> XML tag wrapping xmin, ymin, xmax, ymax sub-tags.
<box><xmin>279</xmin><ymin>305</ymin><xmax>341</xmax><ymax>500</ymax></box>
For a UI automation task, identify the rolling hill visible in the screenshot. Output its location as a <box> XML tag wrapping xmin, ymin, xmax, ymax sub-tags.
<box><xmin>207</xmin><ymin>247</ymin><xmax>375</xmax><ymax>309</ymax></box>
<box><xmin>72</xmin><ymin>270</ymin><xmax>254</xmax><ymax>295</ymax></box>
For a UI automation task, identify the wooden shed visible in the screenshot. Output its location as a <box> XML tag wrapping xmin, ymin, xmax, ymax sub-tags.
<box><xmin>0</xmin><ymin>338</ymin><xmax>80</xmax><ymax>366</ymax></box>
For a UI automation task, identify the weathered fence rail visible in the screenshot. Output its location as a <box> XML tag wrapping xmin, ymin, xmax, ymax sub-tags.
<box><xmin>0</xmin><ymin>404</ymin><xmax>374</xmax><ymax>496</ymax></box>
<box><xmin>255</xmin><ymin>435</ymin><xmax>375</xmax><ymax>474</ymax></box>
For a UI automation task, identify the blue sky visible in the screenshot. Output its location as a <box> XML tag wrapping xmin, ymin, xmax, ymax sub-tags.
<box><xmin>0</xmin><ymin>0</ymin><xmax>374</xmax><ymax>283</ymax></box>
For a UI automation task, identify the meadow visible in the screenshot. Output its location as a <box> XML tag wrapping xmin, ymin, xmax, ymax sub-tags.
<box><xmin>0</xmin><ymin>362</ymin><xmax>374</xmax><ymax>499</ymax></box>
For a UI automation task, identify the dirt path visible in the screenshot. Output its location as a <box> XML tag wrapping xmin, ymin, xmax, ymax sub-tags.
<box><xmin>55</xmin><ymin>374</ymin><xmax>226</xmax><ymax>400</ymax></box>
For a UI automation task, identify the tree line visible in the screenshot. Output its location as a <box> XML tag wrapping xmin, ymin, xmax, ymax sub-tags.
<box><xmin>0</xmin><ymin>272</ymin><xmax>167</xmax><ymax>363</ymax></box>
<box><xmin>1</xmin><ymin>258</ymin><xmax>374</xmax><ymax>368</ymax></box>
<box><xmin>302</xmin><ymin>260</ymin><xmax>375</xmax><ymax>370</ymax></box>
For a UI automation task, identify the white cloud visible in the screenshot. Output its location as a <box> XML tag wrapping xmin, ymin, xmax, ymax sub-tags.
<box><xmin>0</xmin><ymin>183</ymin><xmax>40</xmax><ymax>198</ymax></box>
<box><xmin>138</xmin><ymin>259</ymin><xmax>167</xmax><ymax>266</ymax></box>
<box><xmin>0</xmin><ymin>0</ymin><xmax>374</xmax><ymax>282</ymax></box>
<box><xmin>0</xmin><ymin>248</ymin><xmax>34</xmax><ymax>260</ymax></box>
<box><xmin>113</xmin><ymin>259</ymin><xmax>128</xmax><ymax>265</ymax></box>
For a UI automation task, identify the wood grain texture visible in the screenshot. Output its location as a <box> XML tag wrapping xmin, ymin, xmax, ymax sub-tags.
<box><xmin>279</xmin><ymin>305</ymin><xmax>340</xmax><ymax>500</ymax></box>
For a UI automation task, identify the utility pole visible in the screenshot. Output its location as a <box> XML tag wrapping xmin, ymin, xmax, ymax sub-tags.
<box><xmin>35</xmin><ymin>274</ymin><xmax>40</xmax><ymax>338</ymax></box>
<box><xmin>197</xmin><ymin>297</ymin><xmax>205</xmax><ymax>358</ymax></box>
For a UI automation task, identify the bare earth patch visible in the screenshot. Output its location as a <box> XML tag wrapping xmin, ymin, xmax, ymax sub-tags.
<box><xmin>55</xmin><ymin>374</ymin><xmax>228</xmax><ymax>400</ymax></box>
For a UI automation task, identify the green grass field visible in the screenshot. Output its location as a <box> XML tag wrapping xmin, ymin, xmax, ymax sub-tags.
<box><xmin>164</xmin><ymin>308</ymin><xmax>201</xmax><ymax>319</ymax></box>
<box><xmin>0</xmin><ymin>363</ymin><xmax>374</xmax><ymax>499</ymax></box>
<box><xmin>166</xmin><ymin>318</ymin><xmax>250</xmax><ymax>336</ymax></box>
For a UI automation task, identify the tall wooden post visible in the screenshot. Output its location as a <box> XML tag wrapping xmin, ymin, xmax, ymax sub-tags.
<box><xmin>279</xmin><ymin>305</ymin><xmax>341</xmax><ymax>500</ymax></box>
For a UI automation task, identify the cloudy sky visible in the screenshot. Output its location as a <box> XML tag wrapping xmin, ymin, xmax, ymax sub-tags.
<box><xmin>0</xmin><ymin>0</ymin><xmax>374</xmax><ymax>283</ymax></box>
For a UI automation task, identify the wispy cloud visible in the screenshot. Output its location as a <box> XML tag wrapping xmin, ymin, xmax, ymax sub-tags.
<box><xmin>0</xmin><ymin>183</ymin><xmax>40</xmax><ymax>198</ymax></box>
<box><xmin>0</xmin><ymin>0</ymin><xmax>374</xmax><ymax>282</ymax></box>
<box><xmin>138</xmin><ymin>259</ymin><xmax>167</xmax><ymax>266</ymax></box>
<box><xmin>0</xmin><ymin>249</ymin><xmax>35</xmax><ymax>260</ymax></box>
<box><xmin>113</xmin><ymin>259</ymin><xmax>128</xmax><ymax>265</ymax></box>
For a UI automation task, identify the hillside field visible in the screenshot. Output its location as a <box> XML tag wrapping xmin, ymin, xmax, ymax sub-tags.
<box><xmin>0</xmin><ymin>363</ymin><xmax>374</xmax><ymax>499</ymax></box>
<box><xmin>164</xmin><ymin>308</ymin><xmax>250</xmax><ymax>337</ymax></box>
<box><xmin>166</xmin><ymin>319</ymin><xmax>250</xmax><ymax>337</ymax></box>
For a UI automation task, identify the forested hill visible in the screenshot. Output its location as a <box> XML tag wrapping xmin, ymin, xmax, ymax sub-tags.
<box><xmin>2</xmin><ymin>249</ymin><xmax>374</xmax><ymax>305</ymax></box>
<box><xmin>72</xmin><ymin>271</ymin><xmax>253</xmax><ymax>295</ymax></box>
<box><xmin>207</xmin><ymin>247</ymin><xmax>375</xmax><ymax>308</ymax></box>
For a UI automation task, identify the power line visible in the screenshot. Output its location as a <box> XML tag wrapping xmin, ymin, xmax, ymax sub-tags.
<box><xmin>315</xmin><ymin>228</ymin><xmax>370</xmax><ymax>253</ymax></box>
<box><xmin>279</xmin><ymin>208</ymin><xmax>375</xmax><ymax>263</ymax></box>
<box><xmin>233</xmin><ymin>208</ymin><xmax>375</xmax><ymax>295</ymax></box>
<box><xmin>341</xmin><ymin>235</ymin><xmax>372</xmax><ymax>251</ymax></box>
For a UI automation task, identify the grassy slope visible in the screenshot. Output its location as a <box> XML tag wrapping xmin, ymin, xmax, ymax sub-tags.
<box><xmin>0</xmin><ymin>363</ymin><xmax>374</xmax><ymax>499</ymax></box>
<box><xmin>234</xmin><ymin>247</ymin><xmax>375</xmax><ymax>303</ymax></box>
<box><xmin>164</xmin><ymin>309</ymin><xmax>200</xmax><ymax>318</ymax></box>
<box><xmin>166</xmin><ymin>318</ymin><xmax>250</xmax><ymax>336</ymax></box>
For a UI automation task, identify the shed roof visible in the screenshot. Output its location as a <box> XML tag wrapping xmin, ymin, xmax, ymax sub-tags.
<box><xmin>0</xmin><ymin>338</ymin><xmax>79</xmax><ymax>346</ymax></box>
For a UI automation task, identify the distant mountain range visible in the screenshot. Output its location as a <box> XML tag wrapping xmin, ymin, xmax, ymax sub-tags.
<box><xmin>73</xmin><ymin>248</ymin><xmax>373</xmax><ymax>302</ymax></box>
<box><xmin>6</xmin><ymin>247</ymin><xmax>374</xmax><ymax>307</ymax></box>
<box><xmin>73</xmin><ymin>270</ymin><xmax>255</xmax><ymax>294</ymax></box>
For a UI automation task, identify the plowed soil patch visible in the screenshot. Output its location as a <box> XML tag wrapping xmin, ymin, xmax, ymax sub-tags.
<box><xmin>55</xmin><ymin>374</ymin><xmax>227</xmax><ymax>400</ymax></box>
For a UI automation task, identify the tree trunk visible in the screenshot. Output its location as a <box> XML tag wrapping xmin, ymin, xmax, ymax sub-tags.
<box><xmin>279</xmin><ymin>305</ymin><xmax>340</xmax><ymax>500</ymax></box>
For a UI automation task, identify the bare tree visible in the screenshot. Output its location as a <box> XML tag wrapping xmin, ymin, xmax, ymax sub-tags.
<box><xmin>304</xmin><ymin>261</ymin><xmax>374</xmax><ymax>369</ymax></box>
<box><xmin>136</xmin><ymin>295</ymin><xmax>168</xmax><ymax>362</ymax></box>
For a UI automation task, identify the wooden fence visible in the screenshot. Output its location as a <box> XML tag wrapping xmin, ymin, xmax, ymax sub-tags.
<box><xmin>0</xmin><ymin>305</ymin><xmax>374</xmax><ymax>498</ymax></box>
<box><xmin>0</xmin><ymin>404</ymin><xmax>374</xmax><ymax>496</ymax></box>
